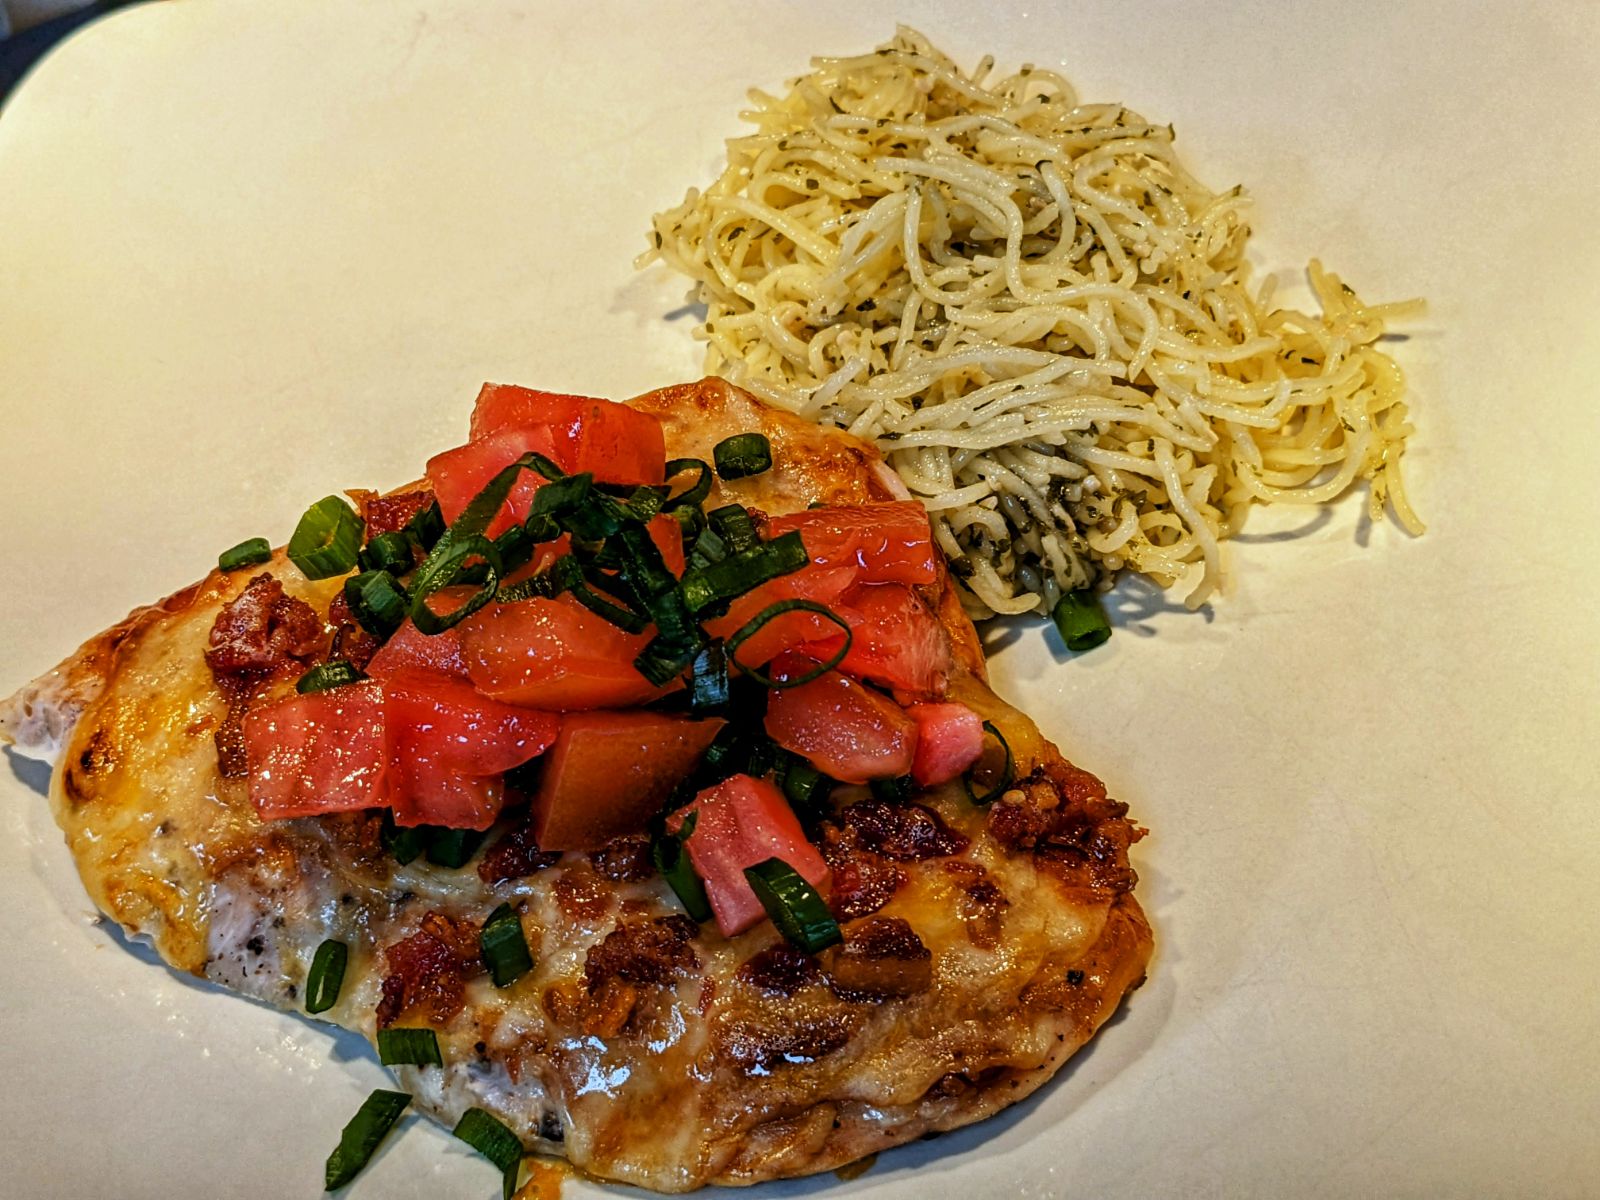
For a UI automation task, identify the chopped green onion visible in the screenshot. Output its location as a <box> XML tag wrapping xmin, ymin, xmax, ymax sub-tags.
<box><xmin>359</xmin><ymin>530</ymin><xmax>414</xmax><ymax>575</ymax></box>
<box><xmin>405</xmin><ymin>500</ymin><xmax>446</xmax><ymax>550</ymax></box>
<box><xmin>869</xmin><ymin>775</ymin><xmax>914</xmax><ymax>804</ymax></box>
<box><xmin>381</xmin><ymin>814</ymin><xmax>426</xmax><ymax>866</ymax></box>
<box><xmin>1051</xmin><ymin>588</ymin><xmax>1112</xmax><ymax>652</ymax></box>
<box><xmin>653</xmin><ymin>811</ymin><xmax>711</xmax><ymax>922</ymax></box>
<box><xmin>663</xmin><ymin>458</ymin><xmax>713</xmax><ymax>511</ymax></box>
<box><xmin>962</xmin><ymin>721</ymin><xmax>1015</xmax><ymax>806</ymax></box>
<box><xmin>726</xmin><ymin>600</ymin><xmax>850</xmax><ymax>687</ymax></box>
<box><xmin>568</xmin><ymin>578</ymin><xmax>650</xmax><ymax>633</ymax></box>
<box><xmin>686</xmin><ymin>524</ymin><xmax>729</xmax><ymax>571</ymax></box>
<box><xmin>344</xmin><ymin>570</ymin><xmax>410</xmax><ymax>639</ymax></box>
<box><xmin>453</xmin><ymin>1108</ymin><xmax>525</xmax><ymax>1200</ymax></box>
<box><xmin>288</xmin><ymin>496</ymin><xmax>364</xmax><ymax>581</ymax></box>
<box><xmin>707</xmin><ymin>504</ymin><xmax>759</xmax><ymax>552</ymax></box>
<box><xmin>425</xmin><ymin>827</ymin><xmax>487</xmax><ymax>869</ymax></box>
<box><xmin>713</xmin><ymin>433</ymin><xmax>773</xmax><ymax>480</ymax></box>
<box><xmin>479</xmin><ymin>904</ymin><xmax>534</xmax><ymax>988</ymax></box>
<box><xmin>697</xmin><ymin>721</ymin><xmax>777</xmax><ymax>786</ymax></box>
<box><xmin>621</xmin><ymin>484</ymin><xmax>667</xmax><ymax>523</ymax></box>
<box><xmin>218</xmin><ymin>537</ymin><xmax>271</xmax><ymax>572</ymax></box>
<box><xmin>776</xmin><ymin>752</ymin><xmax>833</xmax><ymax>813</ymax></box>
<box><xmin>744</xmin><ymin>857</ymin><xmax>841</xmax><ymax>953</ymax></box>
<box><xmin>376</xmin><ymin>1026</ymin><xmax>442</xmax><ymax>1067</ymax></box>
<box><xmin>634</xmin><ymin>633</ymin><xmax>701</xmax><ymax>687</ymax></box>
<box><xmin>688</xmin><ymin>643</ymin><xmax>730</xmax><ymax>714</ymax></box>
<box><xmin>296</xmin><ymin>660</ymin><xmax>365</xmax><ymax>695</ymax></box>
<box><xmin>679</xmin><ymin>532</ymin><xmax>808</xmax><ymax>615</ymax></box>
<box><xmin>530</xmin><ymin>471</ymin><xmax>593</xmax><ymax>518</ymax></box>
<box><xmin>411</xmin><ymin>533</ymin><xmax>503</xmax><ymax>635</ymax></box>
<box><xmin>324</xmin><ymin>1088</ymin><xmax>410</xmax><ymax>1191</ymax></box>
<box><xmin>305</xmin><ymin>939</ymin><xmax>348</xmax><ymax>1015</ymax></box>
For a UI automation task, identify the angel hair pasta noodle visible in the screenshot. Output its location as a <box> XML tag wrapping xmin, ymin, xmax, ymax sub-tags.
<box><xmin>641</xmin><ymin>27</ymin><xmax>1422</xmax><ymax>618</ymax></box>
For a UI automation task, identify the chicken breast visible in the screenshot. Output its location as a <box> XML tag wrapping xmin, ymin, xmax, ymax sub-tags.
<box><xmin>0</xmin><ymin>378</ymin><xmax>1151</xmax><ymax>1191</ymax></box>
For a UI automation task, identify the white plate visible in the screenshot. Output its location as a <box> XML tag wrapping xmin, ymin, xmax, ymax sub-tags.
<box><xmin>2</xmin><ymin>2</ymin><xmax>1598</xmax><ymax>1197</ymax></box>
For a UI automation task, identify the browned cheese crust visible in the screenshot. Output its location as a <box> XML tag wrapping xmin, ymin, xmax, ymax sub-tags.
<box><xmin>0</xmin><ymin>378</ymin><xmax>1152</xmax><ymax>1191</ymax></box>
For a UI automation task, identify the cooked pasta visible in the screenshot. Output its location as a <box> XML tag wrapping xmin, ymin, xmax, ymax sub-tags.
<box><xmin>639</xmin><ymin>26</ymin><xmax>1422</xmax><ymax>617</ymax></box>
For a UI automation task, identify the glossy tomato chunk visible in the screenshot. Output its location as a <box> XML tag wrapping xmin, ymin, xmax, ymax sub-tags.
<box><xmin>244</xmin><ymin>682</ymin><xmax>389</xmax><ymax>820</ymax></box>
<box><xmin>383</xmin><ymin>668</ymin><xmax>559</xmax><ymax>829</ymax></box>
<box><xmin>365</xmin><ymin>618</ymin><xmax>470</xmax><ymax>681</ymax></box>
<box><xmin>469</xmin><ymin>383</ymin><xmax>666</xmax><ymax>486</ymax></box>
<box><xmin>670</xmin><ymin>774</ymin><xmax>830</xmax><ymax>937</ymax></box>
<box><xmin>703</xmin><ymin>565</ymin><xmax>858</xmax><ymax>668</ymax></box>
<box><xmin>802</xmin><ymin>583</ymin><xmax>950</xmax><ymax>700</ymax></box>
<box><xmin>532</xmin><ymin>711</ymin><xmax>724</xmax><ymax>850</ymax></box>
<box><xmin>906</xmin><ymin>702</ymin><xmax>984</xmax><ymax>786</ymax></box>
<box><xmin>765</xmin><ymin>501</ymin><xmax>937</xmax><ymax>585</ymax></box>
<box><xmin>459</xmin><ymin>596</ymin><xmax>665</xmax><ymax>710</ymax></box>
<box><xmin>425</xmin><ymin>425</ymin><xmax>557</xmax><ymax>537</ymax></box>
<box><xmin>763</xmin><ymin>654</ymin><xmax>919</xmax><ymax>783</ymax></box>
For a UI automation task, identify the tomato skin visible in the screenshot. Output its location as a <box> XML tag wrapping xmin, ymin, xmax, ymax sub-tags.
<box><xmin>800</xmin><ymin>583</ymin><xmax>950</xmax><ymax>700</ymax></box>
<box><xmin>425</xmin><ymin>426</ymin><xmax>557</xmax><ymax>537</ymax></box>
<box><xmin>244</xmin><ymin>683</ymin><xmax>389</xmax><ymax>820</ymax></box>
<box><xmin>459</xmin><ymin>596</ymin><xmax>665</xmax><ymax>710</ymax></box>
<box><xmin>763</xmin><ymin>655</ymin><xmax>919</xmax><ymax>783</ymax></box>
<box><xmin>670</xmin><ymin>774</ymin><xmax>830</xmax><ymax>937</ymax></box>
<box><xmin>383</xmin><ymin>668</ymin><xmax>559</xmax><ymax>829</ymax></box>
<box><xmin>906</xmin><ymin>702</ymin><xmax>984</xmax><ymax>786</ymax></box>
<box><xmin>766</xmin><ymin>501</ymin><xmax>937</xmax><ymax>585</ymax></box>
<box><xmin>469</xmin><ymin>384</ymin><xmax>666</xmax><ymax>485</ymax></box>
<box><xmin>532</xmin><ymin>711</ymin><xmax>724</xmax><ymax>850</ymax></box>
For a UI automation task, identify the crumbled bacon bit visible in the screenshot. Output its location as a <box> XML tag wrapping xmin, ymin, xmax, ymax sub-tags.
<box><xmin>478</xmin><ymin>819</ymin><xmax>562</xmax><ymax>884</ymax></box>
<box><xmin>205</xmin><ymin>574</ymin><xmax>324</xmax><ymax>685</ymax></box>
<box><xmin>589</xmin><ymin>835</ymin><xmax>655</xmax><ymax>882</ymax></box>
<box><xmin>362</xmin><ymin>489</ymin><xmax>433</xmax><ymax>537</ymax></box>
<box><xmin>375</xmin><ymin>911</ymin><xmax>482</xmax><ymax>1028</ymax></box>
<box><xmin>823</xmin><ymin>917</ymin><xmax>932</xmax><ymax>1000</ymax></box>
<box><xmin>835</xmin><ymin>799</ymin><xmax>968</xmax><ymax>861</ymax></box>
<box><xmin>736</xmin><ymin>944</ymin><xmax>822</xmax><ymax>997</ymax></box>
<box><xmin>987</xmin><ymin>767</ymin><xmax>1141</xmax><ymax>897</ymax></box>
<box><xmin>326</xmin><ymin>592</ymin><xmax>379</xmax><ymax>670</ymax></box>
<box><xmin>582</xmin><ymin>916</ymin><xmax>699</xmax><ymax>993</ymax></box>
<box><xmin>824</xmin><ymin>852</ymin><xmax>905</xmax><ymax>921</ymax></box>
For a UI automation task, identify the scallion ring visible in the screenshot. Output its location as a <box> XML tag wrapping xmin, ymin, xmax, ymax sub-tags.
<box><xmin>359</xmin><ymin>530</ymin><xmax>414</xmax><ymax>575</ymax></box>
<box><xmin>324</xmin><ymin>1089</ymin><xmax>410</xmax><ymax>1191</ymax></box>
<box><xmin>726</xmin><ymin>600</ymin><xmax>850</xmax><ymax>688</ymax></box>
<box><xmin>962</xmin><ymin>720</ymin><xmax>1015</xmax><ymax>806</ymax></box>
<box><xmin>652</xmin><ymin>811</ymin><xmax>711</xmax><ymax>923</ymax></box>
<box><xmin>424</xmin><ymin>827</ymin><xmax>487</xmax><ymax>869</ymax></box>
<box><xmin>287</xmin><ymin>495</ymin><xmax>364</xmax><ymax>580</ymax></box>
<box><xmin>376</xmin><ymin>1026</ymin><xmax>442</xmax><ymax>1067</ymax></box>
<box><xmin>295</xmin><ymin>660</ymin><xmax>364</xmax><ymax>695</ymax></box>
<box><xmin>662</xmin><ymin>457</ymin><xmax>713</xmax><ymax>510</ymax></box>
<box><xmin>305</xmin><ymin>939</ymin><xmax>348</xmax><ymax>1014</ymax></box>
<box><xmin>218</xmin><ymin>537</ymin><xmax>271</xmax><ymax>572</ymax></box>
<box><xmin>410</xmin><ymin>533</ymin><xmax>502</xmax><ymax>635</ymax></box>
<box><xmin>713</xmin><ymin>433</ymin><xmax>773</xmax><ymax>480</ymax></box>
<box><xmin>343</xmin><ymin>570</ymin><xmax>410</xmax><ymax>639</ymax></box>
<box><xmin>479</xmin><ymin>904</ymin><xmax>534</xmax><ymax>988</ymax></box>
<box><xmin>744</xmin><ymin>857</ymin><xmax>841</xmax><ymax>953</ymax></box>
<box><xmin>453</xmin><ymin>1108</ymin><xmax>525</xmax><ymax>1200</ymax></box>
<box><xmin>1051</xmin><ymin>588</ymin><xmax>1112</xmax><ymax>652</ymax></box>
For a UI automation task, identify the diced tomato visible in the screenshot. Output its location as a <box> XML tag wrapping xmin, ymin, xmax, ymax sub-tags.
<box><xmin>425</xmin><ymin>426</ymin><xmax>557</xmax><ymax>537</ymax></box>
<box><xmin>243</xmin><ymin>683</ymin><xmax>389</xmax><ymax>820</ymax></box>
<box><xmin>365</xmin><ymin>618</ymin><xmax>470</xmax><ymax>681</ymax></box>
<box><xmin>669</xmin><ymin>774</ymin><xmax>830</xmax><ymax>938</ymax></box>
<box><xmin>531</xmin><ymin>711</ymin><xmax>724</xmax><ymax>850</ymax></box>
<box><xmin>646</xmin><ymin>513</ymin><xmax>686</xmax><ymax>578</ymax></box>
<box><xmin>703</xmin><ymin>565</ymin><xmax>858</xmax><ymax>667</ymax></box>
<box><xmin>764</xmin><ymin>654</ymin><xmax>919</xmax><ymax>783</ymax></box>
<box><xmin>459</xmin><ymin>596</ymin><xmax>665</xmax><ymax>710</ymax></box>
<box><xmin>383</xmin><ymin>668</ymin><xmax>559</xmax><ymax>829</ymax></box>
<box><xmin>799</xmin><ymin>583</ymin><xmax>951</xmax><ymax>700</ymax></box>
<box><xmin>469</xmin><ymin>383</ymin><xmax>666</xmax><ymax>486</ymax></box>
<box><xmin>906</xmin><ymin>702</ymin><xmax>984</xmax><ymax>787</ymax></box>
<box><xmin>765</xmin><ymin>501</ymin><xmax>937</xmax><ymax>585</ymax></box>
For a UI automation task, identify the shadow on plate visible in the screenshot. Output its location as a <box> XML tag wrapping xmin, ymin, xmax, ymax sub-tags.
<box><xmin>5</xmin><ymin>745</ymin><xmax>51</xmax><ymax>796</ymax></box>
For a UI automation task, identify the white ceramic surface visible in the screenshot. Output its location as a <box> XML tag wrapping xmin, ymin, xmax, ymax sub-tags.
<box><xmin>2</xmin><ymin>2</ymin><xmax>1597</xmax><ymax>1197</ymax></box>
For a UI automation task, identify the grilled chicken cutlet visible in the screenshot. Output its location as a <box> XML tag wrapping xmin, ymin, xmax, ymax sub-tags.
<box><xmin>1</xmin><ymin>378</ymin><xmax>1152</xmax><ymax>1191</ymax></box>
